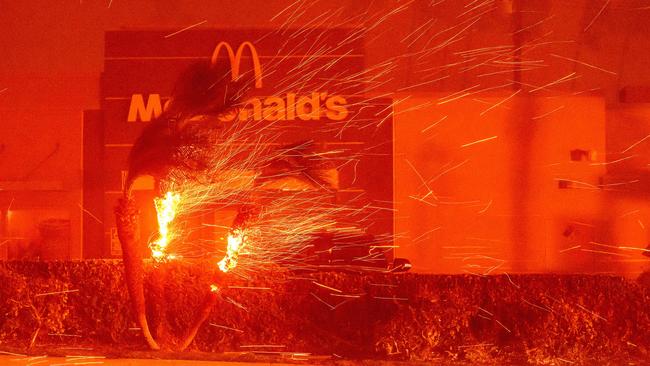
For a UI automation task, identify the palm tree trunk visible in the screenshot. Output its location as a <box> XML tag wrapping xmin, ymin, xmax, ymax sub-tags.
<box><xmin>115</xmin><ymin>196</ymin><xmax>160</xmax><ymax>350</ymax></box>
<box><xmin>150</xmin><ymin>263</ymin><xmax>173</xmax><ymax>349</ymax></box>
<box><xmin>178</xmin><ymin>291</ymin><xmax>219</xmax><ymax>351</ymax></box>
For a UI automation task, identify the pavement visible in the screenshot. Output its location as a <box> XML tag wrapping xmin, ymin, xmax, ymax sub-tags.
<box><xmin>0</xmin><ymin>355</ymin><xmax>305</xmax><ymax>366</ymax></box>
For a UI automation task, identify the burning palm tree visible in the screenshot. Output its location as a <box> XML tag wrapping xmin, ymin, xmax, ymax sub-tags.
<box><xmin>115</xmin><ymin>60</ymin><xmax>254</xmax><ymax>350</ymax></box>
<box><xmin>115</xmin><ymin>58</ymin><xmax>343</xmax><ymax>350</ymax></box>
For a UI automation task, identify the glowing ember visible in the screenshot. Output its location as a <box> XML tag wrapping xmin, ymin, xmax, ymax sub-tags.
<box><xmin>218</xmin><ymin>229</ymin><xmax>246</xmax><ymax>272</ymax></box>
<box><xmin>150</xmin><ymin>191</ymin><xmax>181</xmax><ymax>261</ymax></box>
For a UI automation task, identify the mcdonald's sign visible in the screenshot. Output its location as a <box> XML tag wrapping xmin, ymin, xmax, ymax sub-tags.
<box><xmin>127</xmin><ymin>41</ymin><xmax>349</xmax><ymax>122</ymax></box>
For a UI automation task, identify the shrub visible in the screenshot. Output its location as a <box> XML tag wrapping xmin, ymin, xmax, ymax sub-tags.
<box><xmin>0</xmin><ymin>261</ymin><xmax>648</xmax><ymax>364</ymax></box>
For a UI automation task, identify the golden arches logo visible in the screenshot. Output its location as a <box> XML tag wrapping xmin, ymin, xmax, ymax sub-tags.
<box><xmin>210</xmin><ymin>41</ymin><xmax>263</xmax><ymax>88</ymax></box>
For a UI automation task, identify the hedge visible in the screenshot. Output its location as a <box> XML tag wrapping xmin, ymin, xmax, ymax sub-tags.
<box><xmin>0</xmin><ymin>260</ymin><xmax>649</xmax><ymax>364</ymax></box>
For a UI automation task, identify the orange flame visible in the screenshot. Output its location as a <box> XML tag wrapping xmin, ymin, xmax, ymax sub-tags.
<box><xmin>218</xmin><ymin>229</ymin><xmax>246</xmax><ymax>272</ymax></box>
<box><xmin>150</xmin><ymin>191</ymin><xmax>181</xmax><ymax>261</ymax></box>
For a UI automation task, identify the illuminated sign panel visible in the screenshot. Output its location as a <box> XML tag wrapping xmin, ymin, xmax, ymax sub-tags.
<box><xmin>96</xmin><ymin>29</ymin><xmax>393</xmax><ymax>257</ymax></box>
<box><xmin>126</xmin><ymin>41</ymin><xmax>349</xmax><ymax>122</ymax></box>
<box><xmin>127</xmin><ymin>92</ymin><xmax>349</xmax><ymax>122</ymax></box>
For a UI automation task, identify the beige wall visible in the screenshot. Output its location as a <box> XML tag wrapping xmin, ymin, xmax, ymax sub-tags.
<box><xmin>391</xmin><ymin>94</ymin><xmax>646</xmax><ymax>274</ymax></box>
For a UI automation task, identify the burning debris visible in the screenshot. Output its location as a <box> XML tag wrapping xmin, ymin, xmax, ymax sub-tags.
<box><xmin>218</xmin><ymin>229</ymin><xmax>246</xmax><ymax>273</ymax></box>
